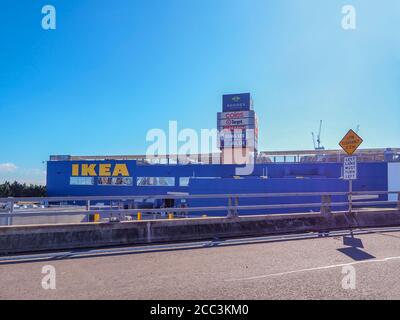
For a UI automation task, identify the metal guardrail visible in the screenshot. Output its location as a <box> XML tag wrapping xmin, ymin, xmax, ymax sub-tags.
<box><xmin>0</xmin><ymin>191</ymin><xmax>399</xmax><ymax>226</ymax></box>
<box><xmin>0</xmin><ymin>190</ymin><xmax>399</xmax><ymax>203</ymax></box>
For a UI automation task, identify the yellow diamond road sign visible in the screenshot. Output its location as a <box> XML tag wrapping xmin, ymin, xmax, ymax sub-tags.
<box><xmin>339</xmin><ymin>129</ymin><xmax>363</xmax><ymax>155</ymax></box>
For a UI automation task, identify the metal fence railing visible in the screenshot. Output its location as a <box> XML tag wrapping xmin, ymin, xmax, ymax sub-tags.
<box><xmin>0</xmin><ymin>191</ymin><xmax>399</xmax><ymax>226</ymax></box>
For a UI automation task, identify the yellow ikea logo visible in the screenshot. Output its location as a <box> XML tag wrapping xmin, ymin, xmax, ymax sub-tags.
<box><xmin>72</xmin><ymin>164</ymin><xmax>130</xmax><ymax>177</ymax></box>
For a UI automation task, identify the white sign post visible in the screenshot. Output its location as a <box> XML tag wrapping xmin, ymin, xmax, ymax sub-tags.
<box><xmin>344</xmin><ymin>156</ymin><xmax>357</xmax><ymax>213</ymax></box>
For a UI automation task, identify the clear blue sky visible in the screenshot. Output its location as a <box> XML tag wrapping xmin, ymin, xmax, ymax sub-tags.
<box><xmin>0</xmin><ymin>0</ymin><xmax>399</xmax><ymax>184</ymax></box>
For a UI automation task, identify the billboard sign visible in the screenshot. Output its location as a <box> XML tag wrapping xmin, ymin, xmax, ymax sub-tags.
<box><xmin>218</xmin><ymin>117</ymin><xmax>255</xmax><ymax>127</ymax></box>
<box><xmin>220</xmin><ymin>140</ymin><xmax>247</xmax><ymax>148</ymax></box>
<box><xmin>222</xmin><ymin>93</ymin><xmax>252</xmax><ymax>112</ymax></box>
<box><xmin>219</xmin><ymin>128</ymin><xmax>257</xmax><ymax>149</ymax></box>
<box><xmin>217</xmin><ymin>111</ymin><xmax>255</xmax><ymax>120</ymax></box>
<box><xmin>219</xmin><ymin>138</ymin><xmax>256</xmax><ymax>148</ymax></box>
<box><xmin>219</xmin><ymin>129</ymin><xmax>257</xmax><ymax>139</ymax></box>
<box><xmin>219</xmin><ymin>130</ymin><xmax>247</xmax><ymax>140</ymax></box>
<box><xmin>218</xmin><ymin>124</ymin><xmax>256</xmax><ymax>131</ymax></box>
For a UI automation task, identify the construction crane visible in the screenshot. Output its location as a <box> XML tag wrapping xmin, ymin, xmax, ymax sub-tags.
<box><xmin>312</xmin><ymin>120</ymin><xmax>325</xmax><ymax>150</ymax></box>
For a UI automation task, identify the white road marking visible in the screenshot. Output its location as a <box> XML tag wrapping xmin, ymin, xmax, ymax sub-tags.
<box><xmin>226</xmin><ymin>255</ymin><xmax>400</xmax><ymax>282</ymax></box>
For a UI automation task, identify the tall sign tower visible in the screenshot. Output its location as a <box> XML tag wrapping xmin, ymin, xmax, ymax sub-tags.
<box><xmin>217</xmin><ymin>93</ymin><xmax>259</xmax><ymax>165</ymax></box>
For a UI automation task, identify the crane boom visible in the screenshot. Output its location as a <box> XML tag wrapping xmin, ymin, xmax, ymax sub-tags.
<box><xmin>312</xmin><ymin>120</ymin><xmax>325</xmax><ymax>150</ymax></box>
<box><xmin>312</xmin><ymin>132</ymin><xmax>316</xmax><ymax>150</ymax></box>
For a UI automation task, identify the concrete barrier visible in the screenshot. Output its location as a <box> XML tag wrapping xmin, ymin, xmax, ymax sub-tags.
<box><xmin>1</xmin><ymin>209</ymin><xmax>400</xmax><ymax>255</ymax></box>
<box><xmin>6</xmin><ymin>213</ymin><xmax>87</xmax><ymax>226</ymax></box>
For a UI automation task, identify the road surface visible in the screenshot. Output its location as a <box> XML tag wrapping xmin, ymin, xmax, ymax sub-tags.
<box><xmin>1</xmin><ymin>227</ymin><xmax>400</xmax><ymax>299</ymax></box>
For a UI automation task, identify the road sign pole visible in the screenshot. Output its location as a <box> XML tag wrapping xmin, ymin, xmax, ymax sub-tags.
<box><xmin>343</xmin><ymin>155</ymin><xmax>357</xmax><ymax>216</ymax></box>
<box><xmin>349</xmin><ymin>179</ymin><xmax>353</xmax><ymax>214</ymax></box>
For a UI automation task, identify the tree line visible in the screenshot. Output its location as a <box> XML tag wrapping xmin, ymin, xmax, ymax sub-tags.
<box><xmin>0</xmin><ymin>181</ymin><xmax>46</xmax><ymax>197</ymax></box>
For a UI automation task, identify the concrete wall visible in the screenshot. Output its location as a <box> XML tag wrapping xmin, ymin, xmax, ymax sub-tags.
<box><xmin>8</xmin><ymin>214</ymin><xmax>87</xmax><ymax>226</ymax></box>
<box><xmin>0</xmin><ymin>217</ymin><xmax>9</xmax><ymax>227</ymax></box>
<box><xmin>1</xmin><ymin>209</ymin><xmax>400</xmax><ymax>255</ymax></box>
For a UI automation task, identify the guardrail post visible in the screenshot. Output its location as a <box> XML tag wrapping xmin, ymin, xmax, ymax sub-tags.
<box><xmin>227</xmin><ymin>197</ymin><xmax>239</xmax><ymax>218</ymax></box>
<box><xmin>234</xmin><ymin>196</ymin><xmax>239</xmax><ymax>217</ymax></box>
<box><xmin>86</xmin><ymin>200</ymin><xmax>91</xmax><ymax>222</ymax></box>
<box><xmin>320</xmin><ymin>195</ymin><xmax>332</xmax><ymax>216</ymax></box>
<box><xmin>397</xmin><ymin>192</ymin><xmax>400</xmax><ymax>210</ymax></box>
<box><xmin>7</xmin><ymin>199</ymin><xmax>14</xmax><ymax>226</ymax></box>
<box><xmin>348</xmin><ymin>181</ymin><xmax>353</xmax><ymax>214</ymax></box>
<box><xmin>227</xmin><ymin>197</ymin><xmax>233</xmax><ymax>218</ymax></box>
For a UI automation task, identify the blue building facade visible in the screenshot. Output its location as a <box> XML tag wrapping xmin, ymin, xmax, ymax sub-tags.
<box><xmin>46</xmin><ymin>159</ymin><xmax>389</xmax><ymax>215</ymax></box>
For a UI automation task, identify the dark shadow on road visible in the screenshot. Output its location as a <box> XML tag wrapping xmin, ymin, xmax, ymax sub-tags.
<box><xmin>337</xmin><ymin>247</ymin><xmax>375</xmax><ymax>261</ymax></box>
<box><xmin>338</xmin><ymin>232</ymin><xmax>375</xmax><ymax>261</ymax></box>
<box><xmin>343</xmin><ymin>235</ymin><xmax>364</xmax><ymax>248</ymax></box>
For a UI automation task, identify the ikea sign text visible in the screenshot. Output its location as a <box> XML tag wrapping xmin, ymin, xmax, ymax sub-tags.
<box><xmin>72</xmin><ymin>164</ymin><xmax>130</xmax><ymax>177</ymax></box>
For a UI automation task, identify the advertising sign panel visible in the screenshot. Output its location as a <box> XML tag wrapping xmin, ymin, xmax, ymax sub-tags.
<box><xmin>218</xmin><ymin>124</ymin><xmax>256</xmax><ymax>131</ymax></box>
<box><xmin>219</xmin><ymin>137</ymin><xmax>256</xmax><ymax>148</ymax></box>
<box><xmin>219</xmin><ymin>130</ymin><xmax>247</xmax><ymax>140</ymax></box>
<box><xmin>222</xmin><ymin>93</ymin><xmax>252</xmax><ymax>112</ymax></box>
<box><xmin>217</xmin><ymin>111</ymin><xmax>255</xmax><ymax>120</ymax></box>
<box><xmin>217</xmin><ymin>117</ymin><xmax>255</xmax><ymax>127</ymax></box>
<box><xmin>219</xmin><ymin>128</ymin><xmax>257</xmax><ymax>139</ymax></box>
<box><xmin>220</xmin><ymin>140</ymin><xmax>247</xmax><ymax>148</ymax></box>
<box><xmin>219</xmin><ymin>128</ymin><xmax>257</xmax><ymax>149</ymax></box>
<box><xmin>220</xmin><ymin>138</ymin><xmax>258</xmax><ymax>148</ymax></box>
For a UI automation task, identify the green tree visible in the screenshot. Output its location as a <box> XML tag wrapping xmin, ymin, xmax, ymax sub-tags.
<box><xmin>0</xmin><ymin>181</ymin><xmax>46</xmax><ymax>197</ymax></box>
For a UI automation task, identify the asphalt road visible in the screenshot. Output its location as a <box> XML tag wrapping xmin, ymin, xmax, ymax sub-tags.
<box><xmin>1</xmin><ymin>227</ymin><xmax>400</xmax><ymax>299</ymax></box>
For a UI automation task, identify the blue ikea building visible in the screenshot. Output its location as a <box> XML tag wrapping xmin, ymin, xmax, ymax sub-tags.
<box><xmin>46</xmin><ymin>158</ymin><xmax>398</xmax><ymax>216</ymax></box>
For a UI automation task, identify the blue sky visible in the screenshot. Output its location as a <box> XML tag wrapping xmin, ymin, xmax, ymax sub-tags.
<box><xmin>0</xmin><ymin>0</ymin><xmax>399</xmax><ymax>184</ymax></box>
